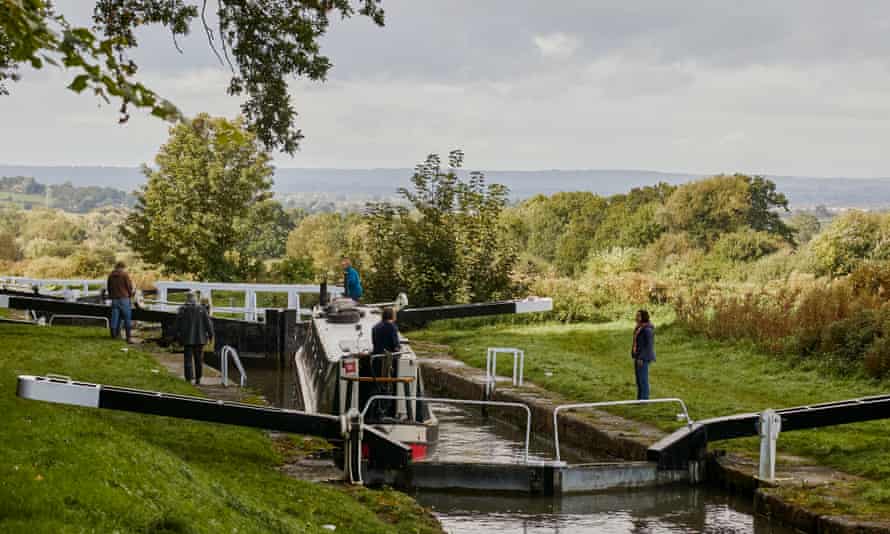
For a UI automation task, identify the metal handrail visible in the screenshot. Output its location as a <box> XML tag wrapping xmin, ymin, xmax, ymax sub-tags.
<box><xmin>361</xmin><ymin>395</ymin><xmax>533</xmax><ymax>463</ymax></box>
<box><xmin>552</xmin><ymin>398</ymin><xmax>693</xmax><ymax>462</ymax></box>
<box><xmin>48</xmin><ymin>314</ymin><xmax>110</xmax><ymax>329</ymax></box>
<box><xmin>219</xmin><ymin>345</ymin><xmax>247</xmax><ymax>387</ymax></box>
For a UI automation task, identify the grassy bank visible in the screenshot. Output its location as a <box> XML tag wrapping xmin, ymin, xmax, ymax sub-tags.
<box><xmin>0</xmin><ymin>323</ymin><xmax>441</xmax><ymax>534</ymax></box>
<box><xmin>414</xmin><ymin>317</ymin><xmax>890</xmax><ymax>518</ymax></box>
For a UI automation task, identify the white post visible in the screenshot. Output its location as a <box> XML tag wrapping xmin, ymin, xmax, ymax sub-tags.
<box><xmin>518</xmin><ymin>350</ymin><xmax>525</xmax><ymax>386</ymax></box>
<box><xmin>220</xmin><ymin>348</ymin><xmax>229</xmax><ymax>388</ymax></box>
<box><xmin>294</xmin><ymin>293</ymin><xmax>301</xmax><ymax>317</ymax></box>
<box><xmin>485</xmin><ymin>348</ymin><xmax>492</xmax><ymax>395</ymax></box>
<box><xmin>758</xmin><ymin>409</ymin><xmax>782</xmax><ymax>481</ymax></box>
<box><xmin>512</xmin><ymin>350</ymin><xmax>518</xmax><ymax>386</ymax></box>
<box><xmin>287</xmin><ymin>291</ymin><xmax>297</xmax><ymax>310</ymax></box>
<box><xmin>158</xmin><ymin>286</ymin><xmax>168</xmax><ymax>311</ymax></box>
<box><xmin>200</xmin><ymin>288</ymin><xmax>212</xmax><ymax>310</ymax></box>
<box><xmin>248</xmin><ymin>290</ymin><xmax>258</xmax><ymax>321</ymax></box>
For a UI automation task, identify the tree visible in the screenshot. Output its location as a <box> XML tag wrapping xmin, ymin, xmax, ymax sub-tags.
<box><xmin>788</xmin><ymin>212</ymin><xmax>821</xmax><ymax>244</ymax></box>
<box><xmin>746</xmin><ymin>176</ymin><xmax>793</xmax><ymax>242</ymax></box>
<box><xmin>237</xmin><ymin>199</ymin><xmax>293</xmax><ymax>260</ymax></box>
<box><xmin>285</xmin><ymin>212</ymin><xmax>364</xmax><ymax>277</ymax></box>
<box><xmin>123</xmin><ymin>114</ymin><xmax>274</xmax><ymax>281</ymax></box>
<box><xmin>1</xmin><ymin>1</ymin><xmax>384</xmax><ymax>153</ymax></box>
<box><xmin>660</xmin><ymin>174</ymin><xmax>791</xmax><ymax>246</ymax></box>
<box><xmin>808</xmin><ymin>211</ymin><xmax>884</xmax><ymax>277</ymax></box>
<box><xmin>365</xmin><ymin>151</ymin><xmax>517</xmax><ymax>306</ymax></box>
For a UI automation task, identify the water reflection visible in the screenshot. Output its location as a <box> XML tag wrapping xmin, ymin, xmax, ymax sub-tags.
<box><xmin>418</xmin><ymin>489</ymin><xmax>791</xmax><ymax>533</ymax></box>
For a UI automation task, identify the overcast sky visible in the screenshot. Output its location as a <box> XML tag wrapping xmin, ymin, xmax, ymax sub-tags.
<box><xmin>3</xmin><ymin>1</ymin><xmax>890</xmax><ymax>177</ymax></box>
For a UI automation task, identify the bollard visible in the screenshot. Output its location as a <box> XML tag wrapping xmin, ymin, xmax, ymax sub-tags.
<box><xmin>758</xmin><ymin>408</ymin><xmax>782</xmax><ymax>481</ymax></box>
<box><xmin>343</xmin><ymin>408</ymin><xmax>364</xmax><ymax>485</ymax></box>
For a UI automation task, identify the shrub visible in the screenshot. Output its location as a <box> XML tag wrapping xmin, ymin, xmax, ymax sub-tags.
<box><xmin>69</xmin><ymin>248</ymin><xmax>115</xmax><ymax>278</ymax></box>
<box><xmin>819</xmin><ymin>308</ymin><xmax>880</xmax><ymax>365</ymax></box>
<box><xmin>741</xmin><ymin>249</ymin><xmax>799</xmax><ymax>284</ymax></box>
<box><xmin>712</xmin><ymin>229</ymin><xmax>784</xmax><ymax>263</ymax></box>
<box><xmin>22</xmin><ymin>238</ymin><xmax>77</xmax><ymax>259</ymax></box>
<box><xmin>847</xmin><ymin>261</ymin><xmax>890</xmax><ymax>298</ymax></box>
<box><xmin>585</xmin><ymin>247</ymin><xmax>641</xmax><ymax>277</ymax></box>
<box><xmin>808</xmin><ymin>211</ymin><xmax>883</xmax><ymax>276</ymax></box>
<box><xmin>864</xmin><ymin>336</ymin><xmax>890</xmax><ymax>379</ymax></box>
<box><xmin>22</xmin><ymin>256</ymin><xmax>76</xmax><ymax>279</ymax></box>
<box><xmin>0</xmin><ymin>231</ymin><xmax>18</xmax><ymax>261</ymax></box>
<box><xmin>640</xmin><ymin>232</ymin><xmax>695</xmax><ymax>272</ymax></box>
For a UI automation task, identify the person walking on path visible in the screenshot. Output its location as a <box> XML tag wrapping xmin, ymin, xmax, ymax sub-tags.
<box><xmin>106</xmin><ymin>261</ymin><xmax>135</xmax><ymax>343</ymax></box>
<box><xmin>342</xmin><ymin>256</ymin><xmax>363</xmax><ymax>302</ymax></box>
<box><xmin>631</xmin><ymin>309</ymin><xmax>656</xmax><ymax>400</ymax></box>
<box><xmin>176</xmin><ymin>292</ymin><xmax>215</xmax><ymax>385</ymax></box>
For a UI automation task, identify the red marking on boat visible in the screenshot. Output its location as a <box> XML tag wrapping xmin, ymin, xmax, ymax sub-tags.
<box><xmin>410</xmin><ymin>443</ymin><xmax>428</xmax><ymax>460</ymax></box>
<box><xmin>343</xmin><ymin>361</ymin><xmax>356</xmax><ymax>374</ymax></box>
<box><xmin>361</xmin><ymin>443</ymin><xmax>370</xmax><ymax>459</ymax></box>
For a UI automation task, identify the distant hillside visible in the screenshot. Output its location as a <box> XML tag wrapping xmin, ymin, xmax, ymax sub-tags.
<box><xmin>1</xmin><ymin>164</ymin><xmax>889</xmax><ymax>209</ymax></box>
<box><xmin>0</xmin><ymin>175</ymin><xmax>133</xmax><ymax>212</ymax></box>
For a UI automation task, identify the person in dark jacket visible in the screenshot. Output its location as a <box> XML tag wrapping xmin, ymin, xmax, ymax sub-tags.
<box><xmin>106</xmin><ymin>261</ymin><xmax>135</xmax><ymax>342</ymax></box>
<box><xmin>176</xmin><ymin>292</ymin><xmax>215</xmax><ymax>385</ymax></box>
<box><xmin>341</xmin><ymin>257</ymin><xmax>363</xmax><ymax>302</ymax></box>
<box><xmin>366</xmin><ymin>307</ymin><xmax>400</xmax><ymax>418</ymax></box>
<box><xmin>631</xmin><ymin>309</ymin><xmax>656</xmax><ymax>400</ymax></box>
<box><xmin>372</xmin><ymin>307</ymin><xmax>400</xmax><ymax>356</ymax></box>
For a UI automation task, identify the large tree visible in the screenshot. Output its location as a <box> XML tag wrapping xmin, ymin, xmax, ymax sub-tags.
<box><xmin>0</xmin><ymin>0</ymin><xmax>384</xmax><ymax>153</ymax></box>
<box><xmin>364</xmin><ymin>151</ymin><xmax>517</xmax><ymax>306</ymax></box>
<box><xmin>660</xmin><ymin>174</ymin><xmax>792</xmax><ymax>246</ymax></box>
<box><xmin>123</xmin><ymin>114</ymin><xmax>275</xmax><ymax>281</ymax></box>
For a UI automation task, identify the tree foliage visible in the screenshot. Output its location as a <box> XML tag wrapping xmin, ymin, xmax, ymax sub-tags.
<box><xmin>504</xmin><ymin>184</ymin><xmax>673</xmax><ymax>276</ymax></box>
<box><xmin>364</xmin><ymin>151</ymin><xmax>517</xmax><ymax>306</ymax></box>
<box><xmin>285</xmin><ymin>212</ymin><xmax>364</xmax><ymax>278</ymax></box>
<box><xmin>660</xmin><ymin>174</ymin><xmax>791</xmax><ymax>246</ymax></box>
<box><xmin>712</xmin><ymin>229</ymin><xmax>784</xmax><ymax>263</ymax></box>
<box><xmin>1</xmin><ymin>0</ymin><xmax>384</xmax><ymax>153</ymax></box>
<box><xmin>808</xmin><ymin>211</ymin><xmax>887</xmax><ymax>277</ymax></box>
<box><xmin>122</xmin><ymin>114</ymin><xmax>276</xmax><ymax>281</ymax></box>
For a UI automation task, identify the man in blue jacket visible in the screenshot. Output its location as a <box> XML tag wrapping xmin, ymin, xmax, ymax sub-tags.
<box><xmin>631</xmin><ymin>309</ymin><xmax>656</xmax><ymax>400</ymax></box>
<box><xmin>341</xmin><ymin>257</ymin><xmax>363</xmax><ymax>302</ymax></box>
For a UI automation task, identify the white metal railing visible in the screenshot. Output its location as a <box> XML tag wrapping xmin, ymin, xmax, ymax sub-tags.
<box><xmin>361</xmin><ymin>395</ymin><xmax>533</xmax><ymax>463</ymax></box>
<box><xmin>0</xmin><ymin>277</ymin><xmax>104</xmax><ymax>296</ymax></box>
<box><xmin>485</xmin><ymin>347</ymin><xmax>526</xmax><ymax>395</ymax></box>
<box><xmin>152</xmin><ymin>281</ymin><xmax>344</xmax><ymax>322</ymax></box>
<box><xmin>219</xmin><ymin>345</ymin><xmax>247</xmax><ymax>388</ymax></box>
<box><xmin>552</xmin><ymin>398</ymin><xmax>693</xmax><ymax>462</ymax></box>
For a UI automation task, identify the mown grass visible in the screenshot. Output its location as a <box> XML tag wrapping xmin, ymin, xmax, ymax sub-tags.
<box><xmin>414</xmin><ymin>317</ymin><xmax>890</xmax><ymax>517</ymax></box>
<box><xmin>0</xmin><ymin>323</ymin><xmax>441</xmax><ymax>534</ymax></box>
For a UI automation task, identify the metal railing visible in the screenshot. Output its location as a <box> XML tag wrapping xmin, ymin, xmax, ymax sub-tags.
<box><xmin>219</xmin><ymin>345</ymin><xmax>247</xmax><ymax>387</ymax></box>
<box><xmin>485</xmin><ymin>347</ymin><xmax>525</xmax><ymax>394</ymax></box>
<box><xmin>361</xmin><ymin>395</ymin><xmax>533</xmax><ymax>463</ymax></box>
<box><xmin>48</xmin><ymin>314</ymin><xmax>109</xmax><ymax>329</ymax></box>
<box><xmin>552</xmin><ymin>398</ymin><xmax>693</xmax><ymax>462</ymax></box>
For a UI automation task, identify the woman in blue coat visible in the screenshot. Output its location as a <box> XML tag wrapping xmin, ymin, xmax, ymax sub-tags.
<box><xmin>631</xmin><ymin>309</ymin><xmax>656</xmax><ymax>400</ymax></box>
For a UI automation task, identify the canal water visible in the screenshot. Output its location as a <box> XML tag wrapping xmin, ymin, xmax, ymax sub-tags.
<box><xmin>244</xmin><ymin>365</ymin><xmax>794</xmax><ymax>534</ymax></box>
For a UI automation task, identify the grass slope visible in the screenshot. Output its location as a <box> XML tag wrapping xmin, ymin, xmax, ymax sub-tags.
<box><xmin>0</xmin><ymin>323</ymin><xmax>441</xmax><ymax>534</ymax></box>
<box><xmin>415</xmin><ymin>318</ymin><xmax>890</xmax><ymax>516</ymax></box>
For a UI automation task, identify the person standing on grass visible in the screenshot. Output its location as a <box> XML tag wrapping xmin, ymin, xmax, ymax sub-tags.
<box><xmin>342</xmin><ymin>256</ymin><xmax>363</xmax><ymax>302</ymax></box>
<box><xmin>632</xmin><ymin>309</ymin><xmax>656</xmax><ymax>400</ymax></box>
<box><xmin>106</xmin><ymin>261</ymin><xmax>135</xmax><ymax>343</ymax></box>
<box><xmin>176</xmin><ymin>292</ymin><xmax>215</xmax><ymax>385</ymax></box>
